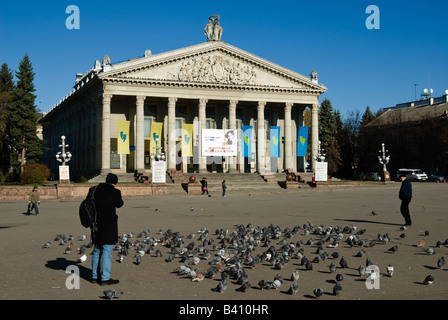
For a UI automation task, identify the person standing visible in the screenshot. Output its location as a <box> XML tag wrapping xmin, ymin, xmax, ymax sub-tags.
<box><xmin>222</xmin><ymin>180</ymin><xmax>227</xmax><ymax>197</ymax></box>
<box><xmin>91</xmin><ymin>173</ymin><xmax>124</xmax><ymax>285</ymax></box>
<box><xmin>27</xmin><ymin>186</ymin><xmax>40</xmax><ymax>215</ymax></box>
<box><xmin>398</xmin><ymin>174</ymin><xmax>412</xmax><ymax>226</ymax></box>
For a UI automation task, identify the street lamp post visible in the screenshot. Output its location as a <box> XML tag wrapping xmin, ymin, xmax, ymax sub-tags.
<box><xmin>56</xmin><ymin>135</ymin><xmax>72</xmax><ymax>184</ymax></box>
<box><xmin>150</xmin><ymin>138</ymin><xmax>166</xmax><ymax>162</ymax></box>
<box><xmin>313</xmin><ymin>141</ymin><xmax>326</xmax><ymax>162</ymax></box>
<box><xmin>378</xmin><ymin>143</ymin><xmax>391</xmax><ymax>182</ymax></box>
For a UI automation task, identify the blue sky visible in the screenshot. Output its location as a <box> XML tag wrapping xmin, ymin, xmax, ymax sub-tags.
<box><xmin>1</xmin><ymin>0</ymin><xmax>447</xmax><ymax>118</ymax></box>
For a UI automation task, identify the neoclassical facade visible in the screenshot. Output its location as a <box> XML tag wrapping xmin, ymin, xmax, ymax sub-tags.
<box><xmin>40</xmin><ymin>22</ymin><xmax>326</xmax><ymax>180</ymax></box>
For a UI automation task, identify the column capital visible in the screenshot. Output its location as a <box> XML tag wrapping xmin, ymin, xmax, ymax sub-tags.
<box><xmin>229</xmin><ymin>100</ymin><xmax>238</xmax><ymax>108</ymax></box>
<box><xmin>257</xmin><ymin>101</ymin><xmax>267</xmax><ymax>111</ymax></box>
<box><xmin>136</xmin><ymin>95</ymin><xmax>146</xmax><ymax>104</ymax></box>
<box><xmin>312</xmin><ymin>103</ymin><xmax>320</xmax><ymax>111</ymax></box>
<box><xmin>284</xmin><ymin>102</ymin><xmax>293</xmax><ymax>113</ymax></box>
<box><xmin>199</xmin><ymin>98</ymin><xmax>208</xmax><ymax>107</ymax></box>
<box><xmin>102</xmin><ymin>93</ymin><xmax>113</xmax><ymax>103</ymax></box>
<box><xmin>168</xmin><ymin>97</ymin><xmax>178</xmax><ymax>105</ymax></box>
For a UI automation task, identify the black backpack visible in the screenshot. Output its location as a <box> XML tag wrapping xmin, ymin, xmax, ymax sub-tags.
<box><xmin>79</xmin><ymin>186</ymin><xmax>98</xmax><ymax>231</ymax></box>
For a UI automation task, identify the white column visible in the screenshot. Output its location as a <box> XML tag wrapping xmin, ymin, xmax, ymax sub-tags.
<box><xmin>284</xmin><ymin>102</ymin><xmax>293</xmax><ymax>172</ymax></box>
<box><xmin>168</xmin><ymin>97</ymin><xmax>177</xmax><ymax>171</ymax></box>
<box><xmin>311</xmin><ymin>103</ymin><xmax>319</xmax><ymax>172</ymax></box>
<box><xmin>136</xmin><ymin>96</ymin><xmax>145</xmax><ymax>173</ymax></box>
<box><xmin>257</xmin><ymin>101</ymin><xmax>266</xmax><ymax>173</ymax></box>
<box><xmin>228</xmin><ymin>100</ymin><xmax>237</xmax><ymax>172</ymax></box>
<box><xmin>101</xmin><ymin>93</ymin><xmax>112</xmax><ymax>174</ymax></box>
<box><xmin>198</xmin><ymin>98</ymin><xmax>207</xmax><ymax>173</ymax></box>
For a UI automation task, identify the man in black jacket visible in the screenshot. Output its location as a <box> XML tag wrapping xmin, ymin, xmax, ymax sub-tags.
<box><xmin>91</xmin><ymin>173</ymin><xmax>124</xmax><ymax>285</ymax></box>
<box><xmin>399</xmin><ymin>175</ymin><xmax>412</xmax><ymax>226</ymax></box>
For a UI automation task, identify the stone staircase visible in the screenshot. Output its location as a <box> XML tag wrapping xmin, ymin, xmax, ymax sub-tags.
<box><xmin>87</xmin><ymin>171</ymin><xmax>313</xmax><ymax>195</ymax></box>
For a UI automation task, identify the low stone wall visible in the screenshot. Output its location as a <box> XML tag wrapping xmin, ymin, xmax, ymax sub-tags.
<box><xmin>0</xmin><ymin>183</ymin><xmax>166</xmax><ymax>201</ymax></box>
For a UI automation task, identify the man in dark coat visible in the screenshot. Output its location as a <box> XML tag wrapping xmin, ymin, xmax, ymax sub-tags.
<box><xmin>90</xmin><ymin>173</ymin><xmax>124</xmax><ymax>285</ymax></box>
<box><xmin>398</xmin><ymin>175</ymin><xmax>412</xmax><ymax>226</ymax></box>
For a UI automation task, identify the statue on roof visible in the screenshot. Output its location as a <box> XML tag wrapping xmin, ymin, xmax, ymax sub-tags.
<box><xmin>204</xmin><ymin>15</ymin><xmax>222</xmax><ymax>41</ymax></box>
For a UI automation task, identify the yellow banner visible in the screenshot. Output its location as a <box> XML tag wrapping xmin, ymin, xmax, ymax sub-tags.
<box><xmin>149</xmin><ymin>122</ymin><xmax>164</xmax><ymax>155</ymax></box>
<box><xmin>117</xmin><ymin>120</ymin><xmax>130</xmax><ymax>154</ymax></box>
<box><xmin>182</xmin><ymin>124</ymin><xmax>193</xmax><ymax>157</ymax></box>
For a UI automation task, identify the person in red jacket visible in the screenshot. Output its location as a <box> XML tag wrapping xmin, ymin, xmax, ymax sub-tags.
<box><xmin>90</xmin><ymin>173</ymin><xmax>124</xmax><ymax>285</ymax></box>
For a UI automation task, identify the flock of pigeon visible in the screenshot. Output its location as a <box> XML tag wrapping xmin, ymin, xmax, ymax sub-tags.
<box><xmin>42</xmin><ymin>212</ymin><xmax>448</xmax><ymax>299</ymax></box>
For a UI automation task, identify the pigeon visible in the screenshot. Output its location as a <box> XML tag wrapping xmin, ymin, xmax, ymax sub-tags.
<box><xmin>305</xmin><ymin>260</ymin><xmax>313</xmax><ymax>271</ymax></box>
<box><xmin>339</xmin><ymin>256</ymin><xmax>348</xmax><ymax>269</ymax></box>
<box><xmin>236</xmin><ymin>282</ymin><xmax>251</xmax><ymax>293</ymax></box>
<box><xmin>258</xmin><ymin>280</ymin><xmax>269</xmax><ymax>290</ymax></box>
<box><xmin>417</xmin><ymin>239</ymin><xmax>426</xmax><ymax>248</ymax></box>
<box><xmin>42</xmin><ymin>242</ymin><xmax>51</xmax><ymax>249</ymax></box>
<box><xmin>425</xmin><ymin>248</ymin><xmax>435</xmax><ymax>255</ymax></box>
<box><xmin>213</xmin><ymin>280</ymin><xmax>227</xmax><ymax>293</ymax></box>
<box><xmin>336</xmin><ymin>273</ymin><xmax>343</xmax><ymax>283</ymax></box>
<box><xmin>354</xmin><ymin>250</ymin><xmax>366</xmax><ymax>258</ymax></box>
<box><xmin>155</xmin><ymin>249</ymin><xmax>162</xmax><ymax>257</ymax></box>
<box><xmin>77</xmin><ymin>254</ymin><xmax>87</xmax><ymax>263</ymax></box>
<box><xmin>437</xmin><ymin>256</ymin><xmax>445</xmax><ymax>269</ymax></box>
<box><xmin>329</xmin><ymin>262</ymin><xmax>337</xmax><ymax>273</ymax></box>
<box><xmin>424</xmin><ymin>230</ymin><xmax>430</xmax><ymax>236</ymax></box>
<box><xmin>388</xmin><ymin>245</ymin><xmax>399</xmax><ymax>254</ymax></box>
<box><xmin>387</xmin><ymin>264</ymin><xmax>394</xmax><ymax>277</ymax></box>
<box><xmin>191</xmin><ymin>272</ymin><xmax>205</xmax><ymax>282</ymax></box>
<box><xmin>371</xmin><ymin>211</ymin><xmax>378</xmax><ymax>216</ymax></box>
<box><xmin>333</xmin><ymin>283</ymin><xmax>343</xmax><ymax>296</ymax></box>
<box><xmin>103</xmin><ymin>290</ymin><xmax>123</xmax><ymax>299</ymax></box>
<box><xmin>290</xmin><ymin>270</ymin><xmax>300</xmax><ymax>282</ymax></box>
<box><xmin>78</xmin><ymin>244</ymin><xmax>86</xmax><ymax>254</ymax></box>
<box><xmin>270</xmin><ymin>279</ymin><xmax>282</xmax><ymax>290</ymax></box>
<box><xmin>313</xmin><ymin>288</ymin><xmax>323</xmax><ymax>299</ymax></box>
<box><xmin>399</xmin><ymin>233</ymin><xmax>406</xmax><ymax>239</ymax></box>
<box><xmin>424</xmin><ymin>275</ymin><xmax>434</xmax><ymax>285</ymax></box>
<box><xmin>287</xmin><ymin>282</ymin><xmax>299</xmax><ymax>295</ymax></box>
<box><xmin>358</xmin><ymin>265</ymin><xmax>366</xmax><ymax>277</ymax></box>
<box><xmin>135</xmin><ymin>254</ymin><xmax>142</xmax><ymax>265</ymax></box>
<box><xmin>78</xmin><ymin>235</ymin><xmax>87</xmax><ymax>241</ymax></box>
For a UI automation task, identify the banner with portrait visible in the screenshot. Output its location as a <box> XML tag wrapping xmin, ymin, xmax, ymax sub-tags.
<box><xmin>201</xmin><ymin>129</ymin><xmax>237</xmax><ymax>156</ymax></box>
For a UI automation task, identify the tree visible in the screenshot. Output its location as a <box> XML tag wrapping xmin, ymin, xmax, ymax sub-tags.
<box><xmin>339</xmin><ymin>111</ymin><xmax>361</xmax><ymax>178</ymax></box>
<box><xmin>318</xmin><ymin>98</ymin><xmax>342</xmax><ymax>176</ymax></box>
<box><xmin>0</xmin><ymin>63</ymin><xmax>15</xmax><ymax>175</ymax></box>
<box><xmin>8</xmin><ymin>54</ymin><xmax>42</xmax><ymax>176</ymax></box>
<box><xmin>358</xmin><ymin>105</ymin><xmax>379</xmax><ymax>172</ymax></box>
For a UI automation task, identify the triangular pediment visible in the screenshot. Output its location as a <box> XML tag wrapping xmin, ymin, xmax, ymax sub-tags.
<box><xmin>100</xmin><ymin>42</ymin><xmax>326</xmax><ymax>93</ymax></box>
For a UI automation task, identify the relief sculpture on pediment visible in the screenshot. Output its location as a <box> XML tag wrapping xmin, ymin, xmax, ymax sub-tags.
<box><xmin>178</xmin><ymin>55</ymin><xmax>256</xmax><ymax>85</ymax></box>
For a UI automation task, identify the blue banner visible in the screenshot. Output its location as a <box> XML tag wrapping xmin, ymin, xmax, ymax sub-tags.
<box><xmin>270</xmin><ymin>126</ymin><xmax>280</xmax><ymax>158</ymax></box>
<box><xmin>242</xmin><ymin>125</ymin><xmax>252</xmax><ymax>157</ymax></box>
<box><xmin>297</xmin><ymin>126</ymin><xmax>309</xmax><ymax>157</ymax></box>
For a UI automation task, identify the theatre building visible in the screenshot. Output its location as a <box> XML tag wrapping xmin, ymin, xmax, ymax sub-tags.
<box><xmin>39</xmin><ymin>17</ymin><xmax>327</xmax><ymax>181</ymax></box>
